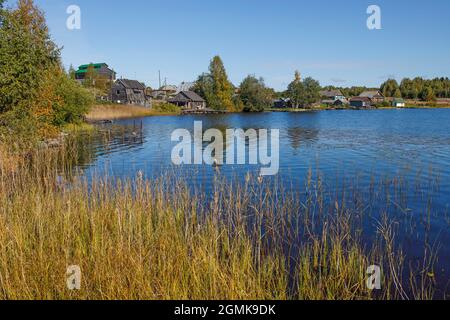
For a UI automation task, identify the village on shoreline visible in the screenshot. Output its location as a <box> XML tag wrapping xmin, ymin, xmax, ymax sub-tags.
<box><xmin>73</xmin><ymin>61</ymin><xmax>450</xmax><ymax>119</ymax></box>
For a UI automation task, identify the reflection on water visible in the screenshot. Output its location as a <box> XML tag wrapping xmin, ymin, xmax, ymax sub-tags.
<box><xmin>287</xmin><ymin>127</ymin><xmax>319</xmax><ymax>151</ymax></box>
<box><xmin>73</xmin><ymin>109</ymin><xmax>450</xmax><ymax>293</ymax></box>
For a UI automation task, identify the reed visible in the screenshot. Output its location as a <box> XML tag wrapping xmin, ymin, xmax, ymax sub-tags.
<box><xmin>0</xmin><ymin>140</ymin><xmax>439</xmax><ymax>300</ymax></box>
<box><xmin>85</xmin><ymin>104</ymin><xmax>179</xmax><ymax>121</ymax></box>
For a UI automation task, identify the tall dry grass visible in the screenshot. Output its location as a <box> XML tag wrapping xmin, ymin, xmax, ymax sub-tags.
<box><xmin>0</xmin><ymin>138</ymin><xmax>438</xmax><ymax>300</ymax></box>
<box><xmin>86</xmin><ymin>104</ymin><xmax>179</xmax><ymax>121</ymax></box>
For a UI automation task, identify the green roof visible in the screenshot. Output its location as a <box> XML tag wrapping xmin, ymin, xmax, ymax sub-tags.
<box><xmin>78</xmin><ymin>63</ymin><xmax>108</xmax><ymax>70</ymax></box>
<box><xmin>75</xmin><ymin>63</ymin><xmax>113</xmax><ymax>75</ymax></box>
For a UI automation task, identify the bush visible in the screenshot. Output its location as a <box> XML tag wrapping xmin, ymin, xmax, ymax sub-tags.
<box><xmin>376</xmin><ymin>101</ymin><xmax>391</xmax><ymax>108</ymax></box>
<box><xmin>53</xmin><ymin>71</ymin><xmax>93</xmax><ymax>126</ymax></box>
<box><xmin>153</xmin><ymin>102</ymin><xmax>180</xmax><ymax>113</ymax></box>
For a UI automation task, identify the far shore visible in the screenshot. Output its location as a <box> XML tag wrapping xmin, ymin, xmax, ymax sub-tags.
<box><xmin>86</xmin><ymin>103</ymin><xmax>450</xmax><ymax>122</ymax></box>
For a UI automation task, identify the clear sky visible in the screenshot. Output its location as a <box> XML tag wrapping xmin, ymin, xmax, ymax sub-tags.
<box><xmin>7</xmin><ymin>0</ymin><xmax>450</xmax><ymax>90</ymax></box>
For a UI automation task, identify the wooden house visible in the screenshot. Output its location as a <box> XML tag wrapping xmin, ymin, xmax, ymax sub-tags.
<box><xmin>320</xmin><ymin>90</ymin><xmax>346</xmax><ymax>101</ymax></box>
<box><xmin>349</xmin><ymin>97</ymin><xmax>372</xmax><ymax>108</ymax></box>
<box><xmin>75</xmin><ymin>63</ymin><xmax>116</xmax><ymax>82</ymax></box>
<box><xmin>272</xmin><ymin>98</ymin><xmax>292</xmax><ymax>109</ymax></box>
<box><xmin>359</xmin><ymin>90</ymin><xmax>385</xmax><ymax>104</ymax></box>
<box><xmin>323</xmin><ymin>98</ymin><xmax>348</xmax><ymax>107</ymax></box>
<box><xmin>111</xmin><ymin>79</ymin><xmax>147</xmax><ymax>106</ymax></box>
<box><xmin>168</xmin><ymin>91</ymin><xmax>206</xmax><ymax>110</ymax></box>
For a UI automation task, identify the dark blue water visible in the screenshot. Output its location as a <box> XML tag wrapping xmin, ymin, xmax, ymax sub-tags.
<box><xmin>76</xmin><ymin>109</ymin><xmax>450</xmax><ymax>294</ymax></box>
<box><xmin>81</xmin><ymin>109</ymin><xmax>450</xmax><ymax>196</ymax></box>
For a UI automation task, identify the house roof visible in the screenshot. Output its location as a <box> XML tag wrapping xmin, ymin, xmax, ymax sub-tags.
<box><xmin>78</xmin><ymin>63</ymin><xmax>108</xmax><ymax>70</ymax></box>
<box><xmin>359</xmin><ymin>91</ymin><xmax>383</xmax><ymax>98</ymax></box>
<box><xmin>117</xmin><ymin>79</ymin><xmax>146</xmax><ymax>90</ymax></box>
<box><xmin>159</xmin><ymin>85</ymin><xmax>178</xmax><ymax>92</ymax></box>
<box><xmin>350</xmin><ymin>97</ymin><xmax>371</xmax><ymax>102</ymax></box>
<box><xmin>75</xmin><ymin>63</ymin><xmax>114</xmax><ymax>74</ymax></box>
<box><xmin>320</xmin><ymin>90</ymin><xmax>343</xmax><ymax>98</ymax></box>
<box><xmin>392</xmin><ymin>98</ymin><xmax>405</xmax><ymax>103</ymax></box>
<box><xmin>323</xmin><ymin>98</ymin><xmax>348</xmax><ymax>104</ymax></box>
<box><xmin>169</xmin><ymin>91</ymin><xmax>205</xmax><ymax>103</ymax></box>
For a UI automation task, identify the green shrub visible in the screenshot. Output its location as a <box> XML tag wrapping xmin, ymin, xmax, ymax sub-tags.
<box><xmin>153</xmin><ymin>102</ymin><xmax>180</xmax><ymax>113</ymax></box>
<box><xmin>53</xmin><ymin>72</ymin><xmax>93</xmax><ymax>126</ymax></box>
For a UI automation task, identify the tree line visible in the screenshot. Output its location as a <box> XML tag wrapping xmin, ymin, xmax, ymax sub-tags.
<box><xmin>381</xmin><ymin>78</ymin><xmax>450</xmax><ymax>101</ymax></box>
<box><xmin>0</xmin><ymin>0</ymin><xmax>93</xmax><ymax>149</ymax></box>
<box><xmin>324</xmin><ymin>78</ymin><xmax>450</xmax><ymax>102</ymax></box>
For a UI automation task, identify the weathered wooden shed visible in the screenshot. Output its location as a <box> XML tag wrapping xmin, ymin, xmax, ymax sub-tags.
<box><xmin>168</xmin><ymin>91</ymin><xmax>206</xmax><ymax>110</ymax></box>
<box><xmin>111</xmin><ymin>79</ymin><xmax>147</xmax><ymax>106</ymax></box>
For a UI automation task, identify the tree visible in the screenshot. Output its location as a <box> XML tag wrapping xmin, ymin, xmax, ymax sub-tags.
<box><xmin>286</xmin><ymin>71</ymin><xmax>321</xmax><ymax>108</ymax></box>
<box><xmin>380</xmin><ymin>79</ymin><xmax>400</xmax><ymax>97</ymax></box>
<box><xmin>302</xmin><ymin>77</ymin><xmax>321</xmax><ymax>106</ymax></box>
<box><xmin>0</xmin><ymin>0</ymin><xmax>60</xmax><ymax>113</ymax></box>
<box><xmin>53</xmin><ymin>69</ymin><xmax>93</xmax><ymax>125</ymax></box>
<box><xmin>192</xmin><ymin>72</ymin><xmax>216</xmax><ymax>108</ymax></box>
<box><xmin>193</xmin><ymin>56</ymin><xmax>235</xmax><ymax>111</ymax></box>
<box><xmin>287</xmin><ymin>71</ymin><xmax>304</xmax><ymax>108</ymax></box>
<box><xmin>209</xmin><ymin>56</ymin><xmax>235</xmax><ymax>111</ymax></box>
<box><xmin>238</xmin><ymin>75</ymin><xmax>272</xmax><ymax>112</ymax></box>
<box><xmin>420</xmin><ymin>86</ymin><xmax>435</xmax><ymax>102</ymax></box>
<box><xmin>0</xmin><ymin>0</ymin><xmax>92</xmax><ymax>142</ymax></box>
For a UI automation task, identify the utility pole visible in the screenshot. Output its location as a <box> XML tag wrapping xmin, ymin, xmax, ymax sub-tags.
<box><xmin>158</xmin><ymin>70</ymin><xmax>161</xmax><ymax>89</ymax></box>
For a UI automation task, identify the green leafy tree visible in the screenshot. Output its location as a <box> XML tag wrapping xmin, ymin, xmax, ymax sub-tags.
<box><xmin>53</xmin><ymin>70</ymin><xmax>93</xmax><ymax>125</ymax></box>
<box><xmin>420</xmin><ymin>86</ymin><xmax>435</xmax><ymax>102</ymax></box>
<box><xmin>302</xmin><ymin>77</ymin><xmax>321</xmax><ymax>106</ymax></box>
<box><xmin>380</xmin><ymin>79</ymin><xmax>400</xmax><ymax>97</ymax></box>
<box><xmin>192</xmin><ymin>72</ymin><xmax>216</xmax><ymax>107</ymax></box>
<box><xmin>0</xmin><ymin>0</ymin><xmax>93</xmax><ymax>142</ymax></box>
<box><xmin>238</xmin><ymin>75</ymin><xmax>272</xmax><ymax>112</ymax></box>
<box><xmin>209</xmin><ymin>56</ymin><xmax>235</xmax><ymax>111</ymax></box>
<box><xmin>0</xmin><ymin>0</ymin><xmax>60</xmax><ymax>114</ymax></box>
<box><xmin>287</xmin><ymin>71</ymin><xmax>304</xmax><ymax>108</ymax></box>
<box><xmin>287</xmin><ymin>71</ymin><xmax>321</xmax><ymax>108</ymax></box>
<box><xmin>193</xmin><ymin>56</ymin><xmax>235</xmax><ymax>111</ymax></box>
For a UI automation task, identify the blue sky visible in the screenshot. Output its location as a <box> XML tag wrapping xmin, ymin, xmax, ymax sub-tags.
<box><xmin>7</xmin><ymin>0</ymin><xmax>450</xmax><ymax>90</ymax></box>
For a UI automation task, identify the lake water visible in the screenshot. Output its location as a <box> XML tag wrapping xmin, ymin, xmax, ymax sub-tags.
<box><xmin>75</xmin><ymin>108</ymin><xmax>450</xmax><ymax>295</ymax></box>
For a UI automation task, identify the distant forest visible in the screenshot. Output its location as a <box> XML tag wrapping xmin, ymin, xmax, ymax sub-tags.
<box><xmin>322</xmin><ymin>77</ymin><xmax>450</xmax><ymax>100</ymax></box>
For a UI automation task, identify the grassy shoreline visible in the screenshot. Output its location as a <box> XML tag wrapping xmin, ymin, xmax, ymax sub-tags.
<box><xmin>86</xmin><ymin>104</ymin><xmax>450</xmax><ymax>122</ymax></box>
<box><xmin>0</xmin><ymin>139</ymin><xmax>440</xmax><ymax>300</ymax></box>
<box><xmin>86</xmin><ymin>104</ymin><xmax>180</xmax><ymax>121</ymax></box>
